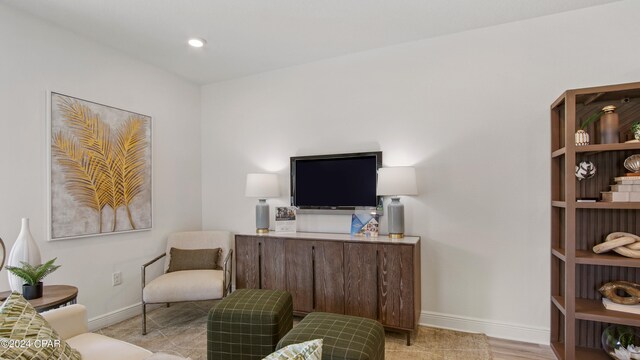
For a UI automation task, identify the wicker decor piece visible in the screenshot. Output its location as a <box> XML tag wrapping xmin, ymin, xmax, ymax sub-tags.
<box><xmin>207</xmin><ymin>289</ymin><xmax>293</xmax><ymax>360</ymax></box>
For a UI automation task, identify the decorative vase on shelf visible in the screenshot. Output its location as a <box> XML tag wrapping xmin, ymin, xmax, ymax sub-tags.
<box><xmin>600</xmin><ymin>105</ymin><xmax>620</xmax><ymax>144</ymax></box>
<box><xmin>602</xmin><ymin>325</ymin><xmax>640</xmax><ymax>360</ymax></box>
<box><xmin>7</xmin><ymin>218</ymin><xmax>42</xmax><ymax>292</ymax></box>
<box><xmin>575</xmin><ymin>129</ymin><xmax>590</xmax><ymax>146</ymax></box>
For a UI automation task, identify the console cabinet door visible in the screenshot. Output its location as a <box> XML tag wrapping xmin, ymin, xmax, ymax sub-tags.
<box><xmin>235</xmin><ymin>236</ymin><xmax>285</xmax><ymax>290</ymax></box>
<box><xmin>378</xmin><ymin>244</ymin><xmax>415</xmax><ymax>330</ymax></box>
<box><xmin>285</xmin><ymin>239</ymin><xmax>314</xmax><ymax>312</ymax></box>
<box><xmin>313</xmin><ymin>241</ymin><xmax>345</xmax><ymax>314</ymax></box>
<box><xmin>235</xmin><ymin>236</ymin><xmax>260</xmax><ymax>289</ymax></box>
<box><xmin>344</xmin><ymin>242</ymin><xmax>378</xmax><ymax>320</ymax></box>
<box><xmin>261</xmin><ymin>238</ymin><xmax>286</xmax><ymax>290</ymax></box>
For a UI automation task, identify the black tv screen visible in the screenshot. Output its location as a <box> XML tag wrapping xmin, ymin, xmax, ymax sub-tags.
<box><xmin>290</xmin><ymin>152</ymin><xmax>382</xmax><ymax>210</ymax></box>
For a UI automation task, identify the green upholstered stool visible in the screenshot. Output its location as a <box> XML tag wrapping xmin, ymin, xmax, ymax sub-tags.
<box><xmin>277</xmin><ymin>312</ymin><xmax>385</xmax><ymax>360</ymax></box>
<box><xmin>207</xmin><ymin>289</ymin><xmax>293</xmax><ymax>360</ymax></box>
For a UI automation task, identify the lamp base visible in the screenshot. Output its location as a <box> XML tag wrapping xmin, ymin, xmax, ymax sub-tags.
<box><xmin>387</xmin><ymin>197</ymin><xmax>405</xmax><ymax>236</ymax></box>
<box><xmin>389</xmin><ymin>233</ymin><xmax>404</xmax><ymax>239</ymax></box>
<box><xmin>256</xmin><ymin>228</ymin><xmax>269</xmax><ymax>234</ymax></box>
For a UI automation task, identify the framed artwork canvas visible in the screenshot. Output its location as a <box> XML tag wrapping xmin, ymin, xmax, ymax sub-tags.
<box><xmin>48</xmin><ymin>92</ymin><xmax>152</xmax><ymax>240</ymax></box>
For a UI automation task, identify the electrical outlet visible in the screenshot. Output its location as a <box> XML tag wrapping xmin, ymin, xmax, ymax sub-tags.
<box><xmin>112</xmin><ymin>272</ymin><xmax>122</xmax><ymax>286</ymax></box>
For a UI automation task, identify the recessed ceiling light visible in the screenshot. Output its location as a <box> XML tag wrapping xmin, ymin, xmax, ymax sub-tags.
<box><xmin>188</xmin><ymin>38</ymin><xmax>206</xmax><ymax>48</ymax></box>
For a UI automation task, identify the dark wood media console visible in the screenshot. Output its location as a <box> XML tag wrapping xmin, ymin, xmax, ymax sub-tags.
<box><xmin>235</xmin><ymin>232</ymin><xmax>421</xmax><ymax>345</ymax></box>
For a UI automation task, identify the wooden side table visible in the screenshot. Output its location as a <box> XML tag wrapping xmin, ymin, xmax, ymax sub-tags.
<box><xmin>0</xmin><ymin>285</ymin><xmax>78</xmax><ymax>312</ymax></box>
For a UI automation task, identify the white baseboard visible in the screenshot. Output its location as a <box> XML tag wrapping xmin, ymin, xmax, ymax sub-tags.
<box><xmin>87</xmin><ymin>302</ymin><xmax>161</xmax><ymax>332</ymax></box>
<box><xmin>420</xmin><ymin>311</ymin><xmax>550</xmax><ymax>345</ymax></box>
<box><xmin>87</xmin><ymin>303</ymin><xmax>549</xmax><ymax>344</ymax></box>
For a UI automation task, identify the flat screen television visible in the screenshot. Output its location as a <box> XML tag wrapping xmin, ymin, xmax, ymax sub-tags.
<box><xmin>290</xmin><ymin>151</ymin><xmax>383</xmax><ymax>211</ymax></box>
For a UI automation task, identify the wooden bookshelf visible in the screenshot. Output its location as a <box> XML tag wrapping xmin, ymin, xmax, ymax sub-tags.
<box><xmin>550</xmin><ymin>81</ymin><xmax>640</xmax><ymax>359</ymax></box>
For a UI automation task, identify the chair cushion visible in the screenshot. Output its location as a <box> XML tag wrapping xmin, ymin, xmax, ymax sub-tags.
<box><xmin>143</xmin><ymin>270</ymin><xmax>224</xmax><ymax>303</ymax></box>
<box><xmin>167</xmin><ymin>247</ymin><xmax>221</xmax><ymax>272</ymax></box>
<box><xmin>66</xmin><ymin>333</ymin><xmax>151</xmax><ymax>360</ymax></box>
<box><xmin>164</xmin><ymin>231</ymin><xmax>232</xmax><ymax>272</ymax></box>
<box><xmin>0</xmin><ymin>292</ymin><xmax>81</xmax><ymax>360</ymax></box>
<box><xmin>263</xmin><ymin>339</ymin><xmax>322</xmax><ymax>360</ymax></box>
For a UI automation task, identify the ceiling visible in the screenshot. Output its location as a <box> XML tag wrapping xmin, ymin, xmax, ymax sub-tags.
<box><xmin>3</xmin><ymin>0</ymin><xmax>621</xmax><ymax>84</ymax></box>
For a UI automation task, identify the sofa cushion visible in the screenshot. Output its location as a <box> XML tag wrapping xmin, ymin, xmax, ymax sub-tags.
<box><xmin>167</xmin><ymin>247</ymin><xmax>222</xmax><ymax>272</ymax></box>
<box><xmin>0</xmin><ymin>292</ymin><xmax>81</xmax><ymax>360</ymax></box>
<box><xmin>66</xmin><ymin>333</ymin><xmax>151</xmax><ymax>360</ymax></box>
<box><xmin>143</xmin><ymin>270</ymin><xmax>224</xmax><ymax>303</ymax></box>
<box><xmin>263</xmin><ymin>339</ymin><xmax>322</xmax><ymax>360</ymax></box>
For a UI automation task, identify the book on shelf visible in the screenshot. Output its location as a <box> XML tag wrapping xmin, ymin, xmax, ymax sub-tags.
<box><xmin>614</xmin><ymin>177</ymin><xmax>640</xmax><ymax>185</ymax></box>
<box><xmin>602</xmin><ymin>298</ymin><xmax>640</xmax><ymax>315</ymax></box>
<box><xmin>576</xmin><ymin>198</ymin><xmax>597</xmax><ymax>202</ymax></box>
<box><xmin>601</xmin><ymin>191</ymin><xmax>640</xmax><ymax>202</ymax></box>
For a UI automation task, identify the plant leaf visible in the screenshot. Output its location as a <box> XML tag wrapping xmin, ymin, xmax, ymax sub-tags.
<box><xmin>5</xmin><ymin>258</ymin><xmax>60</xmax><ymax>285</ymax></box>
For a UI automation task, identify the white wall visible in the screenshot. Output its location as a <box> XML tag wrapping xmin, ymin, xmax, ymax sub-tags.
<box><xmin>201</xmin><ymin>1</ymin><xmax>640</xmax><ymax>343</ymax></box>
<box><xmin>0</xmin><ymin>4</ymin><xmax>202</xmax><ymax>321</ymax></box>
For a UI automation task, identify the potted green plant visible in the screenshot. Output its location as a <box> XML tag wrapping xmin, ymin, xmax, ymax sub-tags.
<box><xmin>5</xmin><ymin>258</ymin><xmax>61</xmax><ymax>300</ymax></box>
<box><xmin>632</xmin><ymin>121</ymin><xmax>640</xmax><ymax>141</ymax></box>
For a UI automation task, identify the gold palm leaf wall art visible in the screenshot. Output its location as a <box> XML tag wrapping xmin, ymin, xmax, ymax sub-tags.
<box><xmin>50</xmin><ymin>93</ymin><xmax>152</xmax><ymax>240</ymax></box>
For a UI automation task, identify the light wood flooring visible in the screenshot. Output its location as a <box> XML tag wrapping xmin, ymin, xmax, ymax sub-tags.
<box><xmin>489</xmin><ymin>337</ymin><xmax>556</xmax><ymax>360</ymax></box>
<box><xmin>102</xmin><ymin>300</ymin><xmax>558</xmax><ymax>359</ymax></box>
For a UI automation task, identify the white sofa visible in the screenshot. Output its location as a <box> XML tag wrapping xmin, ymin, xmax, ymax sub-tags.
<box><xmin>42</xmin><ymin>304</ymin><xmax>152</xmax><ymax>360</ymax></box>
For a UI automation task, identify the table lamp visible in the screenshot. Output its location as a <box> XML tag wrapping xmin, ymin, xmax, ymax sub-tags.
<box><xmin>245</xmin><ymin>173</ymin><xmax>280</xmax><ymax>234</ymax></box>
<box><xmin>376</xmin><ymin>167</ymin><xmax>418</xmax><ymax>238</ymax></box>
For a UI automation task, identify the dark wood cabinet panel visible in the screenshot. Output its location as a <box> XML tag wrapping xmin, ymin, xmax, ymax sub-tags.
<box><xmin>235</xmin><ymin>236</ymin><xmax>260</xmax><ymax>289</ymax></box>
<box><xmin>261</xmin><ymin>238</ymin><xmax>286</xmax><ymax>290</ymax></box>
<box><xmin>378</xmin><ymin>244</ymin><xmax>415</xmax><ymax>329</ymax></box>
<box><xmin>284</xmin><ymin>239</ymin><xmax>314</xmax><ymax>312</ymax></box>
<box><xmin>313</xmin><ymin>240</ymin><xmax>345</xmax><ymax>314</ymax></box>
<box><xmin>344</xmin><ymin>242</ymin><xmax>378</xmax><ymax>320</ymax></box>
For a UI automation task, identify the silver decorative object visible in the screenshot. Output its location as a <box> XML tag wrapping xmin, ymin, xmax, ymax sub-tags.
<box><xmin>575</xmin><ymin>161</ymin><xmax>596</xmax><ymax>180</ymax></box>
<box><xmin>624</xmin><ymin>154</ymin><xmax>640</xmax><ymax>174</ymax></box>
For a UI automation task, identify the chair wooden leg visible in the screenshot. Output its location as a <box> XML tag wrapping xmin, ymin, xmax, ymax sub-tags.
<box><xmin>166</xmin><ymin>303</ymin><xmax>170</xmax><ymax>308</ymax></box>
<box><xmin>142</xmin><ymin>303</ymin><xmax>147</xmax><ymax>335</ymax></box>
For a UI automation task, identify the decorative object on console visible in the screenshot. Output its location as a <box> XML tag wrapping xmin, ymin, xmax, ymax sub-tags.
<box><xmin>5</xmin><ymin>258</ymin><xmax>61</xmax><ymax>300</ymax></box>
<box><xmin>50</xmin><ymin>92</ymin><xmax>152</xmax><ymax>240</ymax></box>
<box><xmin>7</xmin><ymin>218</ymin><xmax>41</xmax><ymax>292</ymax></box>
<box><xmin>575</xmin><ymin>129</ymin><xmax>590</xmax><ymax>146</ymax></box>
<box><xmin>600</xmin><ymin>105</ymin><xmax>620</xmax><ymax>144</ymax></box>
<box><xmin>350</xmin><ymin>213</ymin><xmax>379</xmax><ymax>237</ymax></box>
<box><xmin>593</xmin><ymin>232</ymin><xmax>640</xmax><ymax>258</ymax></box>
<box><xmin>575</xmin><ymin>161</ymin><xmax>596</xmax><ymax>180</ymax></box>
<box><xmin>275</xmin><ymin>207</ymin><xmax>297</xmax><ymax>233</ymax></box>
<box><xmin>599</xmin><ymin>281</ymin><xmax>640</xmax><ymax>305</ymax></box>
<box><xmin>245</xmin><ymin>173</ymin><xmax>280</xmax><ymax>234</ymax></box>
<box><xmin>624</xmin><ymin>154</ymin><xmax>640</xmax><ymax>175</ymax></box>
<box><xmin>601</xmin><ymin>325</ymin><xmax>640</xmax><ymax>360</ymax></box>
<box><xmin>376</xmin><ymin>167</ymin><xmax>418</xmax><ymax>239</ymax></box>
<box><xmin>602</xmin><ymin>176</ymin><xmax>640</xmax><ymax>202</ymax></box>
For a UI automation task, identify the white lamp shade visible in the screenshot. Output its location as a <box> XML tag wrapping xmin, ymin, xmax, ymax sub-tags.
<box><xmin>376</xmin><ymin>167</ymin><xmax>418</xmax><ymax>196</ymax></box>
<box><xmin>245</xmin><ymin>173</ymin><xmax>280</xmax><ymax>198</ymax></box>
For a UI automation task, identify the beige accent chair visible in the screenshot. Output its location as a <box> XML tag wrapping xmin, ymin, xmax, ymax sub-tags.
<box><xmin>141</xmin><ymin>231</ymin><xmax>233</xmax><ymax>335</ymax></box>
<box><xmin>43</xmin><ymin>304</ymin><xmax>152</xmax><ymax>359</ymax></box>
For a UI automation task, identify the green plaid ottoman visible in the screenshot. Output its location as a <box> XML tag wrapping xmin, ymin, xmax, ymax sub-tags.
<box><xmin>207</xmin><ymin>289</ymin><xmax>293</xmax><ymax>360</ymax></box>
<box><xmin>277</xmin><ymin>312</ymin><xmax>385</xmax><ymax>360</ymax></box>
